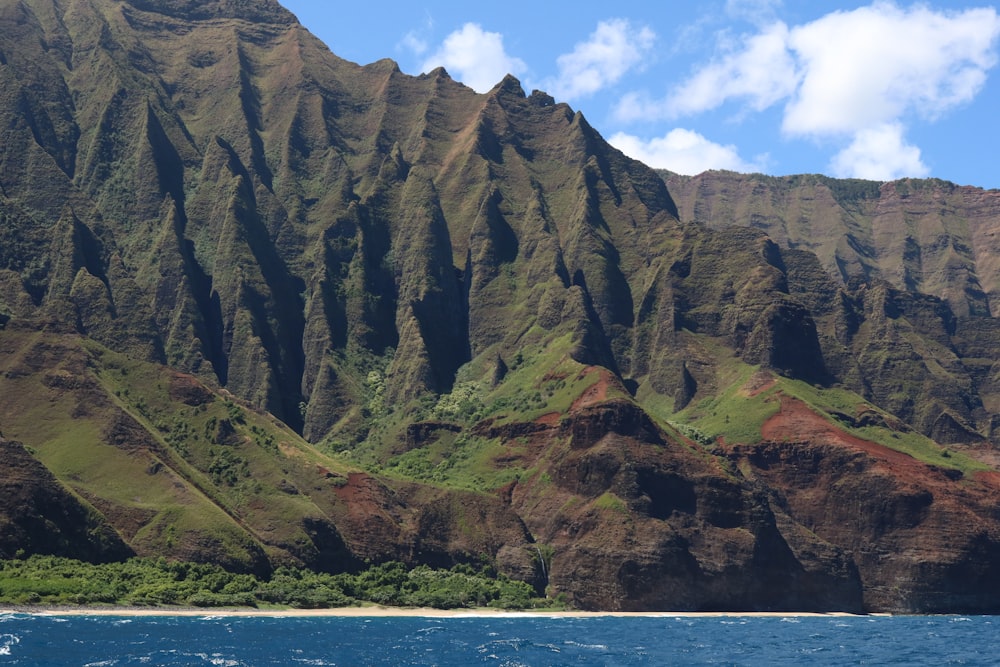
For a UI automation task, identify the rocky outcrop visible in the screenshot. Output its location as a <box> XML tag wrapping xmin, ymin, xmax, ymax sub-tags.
<box><xmin>722</xmin><ymin>396</ymin><xmax>1000</xmax><ymax>613</ymax></box>
<box><xmin>492</xmin><ymin>399</ymin><xmax>863</xmax><ymax>612</ymax></box>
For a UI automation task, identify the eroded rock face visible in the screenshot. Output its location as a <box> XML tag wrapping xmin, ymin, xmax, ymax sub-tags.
<box><xmin>463</xmin><ymin>394</ymin><xmax>866</xmax><ymax>612</ymax></box>
<box><xmin>663</xmin><ymin>171</ymin><xmax>1000</xmax><ymax>445</ymax></box>
<box><xmin>721</xmin><ymin>396</ymin><xmax>1000</xmax><ymax>613</ymax></box>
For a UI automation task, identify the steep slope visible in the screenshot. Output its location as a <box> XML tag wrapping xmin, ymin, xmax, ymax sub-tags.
<box><xmin>663</xmin><ymin>171</ymin><xmax>1000</xmax><ymax>445</ymax></box>
<box><xmin>663</xmin><ymin>172</ymin><xmax>1000</xmax><ymax>318</ymax></box>
<box><xmin>0</xmin><ymin>437</ymin><xmax>131</xmax><ymax>562</ymax></box>
<box><xmin>3</xmin><ymin>0</ymin><xmax>1000</xmax><ymax>612</ymax></box>
<box><xmin>0</xmin><ymin>324</ymin><xmax>538</xmax><ymax>578</ymax></box>
<box><xmin>0</xmin><ymin>0</ymin><xmax>679</xmax><ymax>442</ymax></box>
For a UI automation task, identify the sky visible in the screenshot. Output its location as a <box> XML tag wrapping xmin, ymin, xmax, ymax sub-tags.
<box><xmin>280</xmin><ymin>1</ymin><xmax>1000</xmax><ymax>189</ymax></box>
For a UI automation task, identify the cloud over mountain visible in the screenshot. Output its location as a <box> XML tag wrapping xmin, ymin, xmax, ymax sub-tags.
<box><xmin>546</xmin><ymin>19</ymin><xmax>656</xmax><ymax>101</ymax></box>
<box><xmin>614</xmin><ymin>1</ymin><xmax>1000</xmax><ymax>179</ymax></box>
<box><xmin>420</xmin><ymin>22</ymin><xmax>527</xmax><ymax>92</ymax></box>
<box><xmin>609</xmin><ymin>128</ymin><xmax>766</xmax><ymax>174</ymax></box>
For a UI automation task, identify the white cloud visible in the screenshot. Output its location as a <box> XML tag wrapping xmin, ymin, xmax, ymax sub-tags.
<box><xmin>400</xmin><ymin>31</ymin><xmax>428</xmax><ymax>56</ymax></box>
<box><xmin>398</xmin><ymin>13</ymin><xmax>434</xmax><ymax>57</ymax></box>
<box><xmin>421</xmin><ymin>23</ymin><xmax>527</xmax><ymax>93</ymax></box>
<box><xmin>828</xmin><ymin>123</ymin><xmax>928</xmax><ymax>180</ymax></box>
<box><xmin>549</xmin><ymin>19</ymin><xmax>656</xmax><ymax>101</ymax></box>
<box><xmin>663</xmin><ymin>21</ymin><xmax>797</xmax><ymax>118</ymax></box>
<box><xmin>652</xmin><ymin>3</ymin><xmax>1000</xmax><ymax>132</ymax></box>
<box><xmin>619</xmin><ymin>2</ymin><xmax>1000</xmax><ymax>180</ymax></box>
<box><xmin>609</xmin><ymin>128</ymin><xmax>766</xmax><ymax>175</ymax></box>
<box><xmin>783</xmin><ymin>3</ymin><xmax>1000</xmax><ymax>136</ymax></box>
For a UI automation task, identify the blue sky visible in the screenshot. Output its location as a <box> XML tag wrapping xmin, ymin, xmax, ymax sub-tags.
<box><xmin>281</xmin><ymin>1</ymin><xmax>1000</xmax><ymax>189</ymax></box>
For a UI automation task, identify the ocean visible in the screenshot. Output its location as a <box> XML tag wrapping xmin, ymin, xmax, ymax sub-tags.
<box><xmin>1</xmin><ymin>612</ymin><xmax>996</xmax><ymax>665</ymax></box>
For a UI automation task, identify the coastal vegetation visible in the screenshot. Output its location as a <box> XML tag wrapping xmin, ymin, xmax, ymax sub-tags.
<box><xmin>0</xmin><ymin>555</ymin><xmax>547</xmax><ymax>611</ymax></box>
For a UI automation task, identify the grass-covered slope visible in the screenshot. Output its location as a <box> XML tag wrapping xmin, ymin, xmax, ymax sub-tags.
<box><xmin>0</xmin><ymin>324</ymin><xmax>543</xmax><ymax>583</ymax></box>
<box><xmin>4</xmin><ymin>0</ymin><xmax>1000</xmax><ymax>613</ymax></box>
<box><xmin>0</xmin><ymin>326</ymin><xmax>355</xmax><ymax>572</ymax></box>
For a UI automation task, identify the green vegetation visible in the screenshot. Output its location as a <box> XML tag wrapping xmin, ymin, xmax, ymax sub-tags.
<box><xmin>380</xmin><ymin>431</ymin><xmax>526</xmax><ymax>492</ymax></box>
<box><xmin>0</xmin><ymin>555</ymin><xmax>548</xmax><ymax>611</ymax></box>
<box><xmin>659</xmin><ymin>343</ymin><xmax>985</xmax><ymax>475</ymax></box>
<box><xmin>670</xmin><ymin>363</ymin><xmax>781</xmax><ymax>445</ymax></box>
<box><xmin>593</xmin><ymin>492</ymin><xmax>628</xmax><ymax>514</ymax></box>
<box><xmin>335</xmin><ymin>332</ymin><xmax>609</xmax><ymax>493</ymax></box>
<box><xmin>778</xmin><ymin>376</ymin><xmax>988</xmax><ymax>475</ymax></box>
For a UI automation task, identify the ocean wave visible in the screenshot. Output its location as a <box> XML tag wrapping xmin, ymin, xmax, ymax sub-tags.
<box><xmin>0</xmin><ymin>634</ymin><xmax>20</xmax><ymax>656</ymax></box>
<box><xmin>1</xmin><ymin>611</ymin><xmax>997</xmax><ymax>664</ymax></box>
<box><xmin>562</xmin><ymin>640</ymin><xmax>609</xmax><ymax>650</ymax></box>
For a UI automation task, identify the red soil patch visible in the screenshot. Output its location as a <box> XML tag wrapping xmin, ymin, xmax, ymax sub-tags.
<box><xmin>569</xmin><ymin>366</ymin><xmax>612</xmax><ymax>411</ymax></box>
<box><xmin>535</xmin><ymin>412</ymin><xmax>560</xmax><ymax>425</ymax></box>
<box><xmin>332</xmin><ymin>472</ymin><xmax>377</xmax><ymax>506</ymax></box>
<box><xmin>973</xmin><ymin>470</ymin><xmax>1000</xmax><ymax>487</ymax></box>
<box><xmin>761</xmin><ymin>395</ymin><xmax>966</xmax><ymax>488</ymax></box>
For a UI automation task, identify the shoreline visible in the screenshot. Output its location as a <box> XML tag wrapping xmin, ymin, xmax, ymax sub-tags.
<box><xmin>1</xmin><ymin>605</ymin><xmax>866</xmax><ymax>619</ymax></box>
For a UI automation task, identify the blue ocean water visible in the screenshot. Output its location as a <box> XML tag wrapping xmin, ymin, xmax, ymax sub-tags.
<box><xmin>0</xmin><ymin>612</ymin><xmax>996</xmax><ymax>666</ymax></box>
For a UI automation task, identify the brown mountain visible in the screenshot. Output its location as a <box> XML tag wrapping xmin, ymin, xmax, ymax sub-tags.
<box><xmin>3</xmin><ymin>0</ymin><xmax>1000</xmax><ymax>612</ymax></box>
<box><xmin>663</xmin><ymin>170</ymin><xmax>1000</xmax><ymax>444</ymax></box>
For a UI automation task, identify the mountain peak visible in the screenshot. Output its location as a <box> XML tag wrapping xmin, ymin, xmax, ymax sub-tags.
<box><xmin>488</xmin><ymin>73</ymin><xmax>527</xmax><ymax>98</ymax></box>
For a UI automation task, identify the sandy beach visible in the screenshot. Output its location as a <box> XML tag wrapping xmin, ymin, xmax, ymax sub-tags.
<box><xmin>0</xmin><ymin>606</ymin><xmax>863</xmax><ymax>619</ymax></box>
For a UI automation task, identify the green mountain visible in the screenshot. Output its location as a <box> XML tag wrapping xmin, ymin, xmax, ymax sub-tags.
<box><xmin>3</xmin><ymin>0</ymin><xmax>1000</xmax><ymax>613</ymax></box>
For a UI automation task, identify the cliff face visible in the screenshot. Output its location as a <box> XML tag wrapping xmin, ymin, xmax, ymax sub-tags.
<box><xmin>3</xmin><ymin>0</ymin><xmax>1000</xmax><ymax>612</ymax></box>
<box><xmin>663</xmin><ymin>172</ymin><xmax>1000</xmax><ymax>319</ymax></box>
<box><xmin>664</xmin><ymin>171</ymin><xmax>1000</xmax><ymax>445</ymax></box>
<box><xmin>719</xmin><ymin>395</ymin><xmax>1000</xmax><ymax>613</ymax></box>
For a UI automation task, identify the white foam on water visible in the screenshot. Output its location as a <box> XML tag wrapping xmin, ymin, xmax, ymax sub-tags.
<box><xmin>191</xmin><ymin>652</ymin><xmax>241</xmax><ymax>666</ymax></box>
<box><xmin>0</xmin><ymin>634</ymin><xmax>20</xmax><ymax>656</ymax></box>
<box><xmin>563</xmin><ymin>640</ymin><xmax>608</xmax><ymax>650</ymax></box>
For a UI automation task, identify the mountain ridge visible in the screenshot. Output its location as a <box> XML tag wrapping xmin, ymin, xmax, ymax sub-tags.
<box><xmin>3</xmin><ymin>0</ymin><xmax>1000</xmax><ymax>612</ymax></box>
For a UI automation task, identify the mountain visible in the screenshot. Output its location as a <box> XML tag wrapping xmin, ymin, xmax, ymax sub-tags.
<box><xmin>663</xmin><ymin>171</ymin><xmax>1000</xmax><ymax>444</ymax></box>
<box><xmin>3</xmin><ymin>0</ymin><xmax>1000</xmax><ymax>612</ymax></box>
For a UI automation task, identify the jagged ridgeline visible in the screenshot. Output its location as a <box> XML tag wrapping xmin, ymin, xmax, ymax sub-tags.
<box><xmin>6</xmin><ymin>0</ymin><xmax>1000</xmax><ymax>614</ymax></box>
<box><xmin>0</xmin><ymin>0</ymin><xmax>684</xmax><ymax>441</ymax></box>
